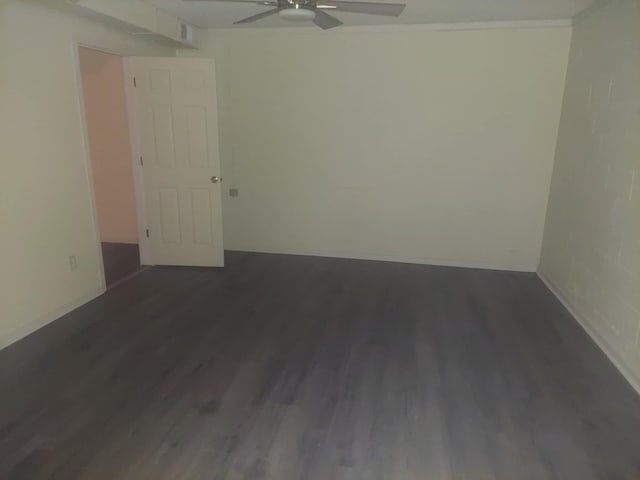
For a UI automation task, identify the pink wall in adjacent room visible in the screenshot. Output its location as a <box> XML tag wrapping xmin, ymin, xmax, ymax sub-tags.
<box><xmin>79</xmin><ymin>47</ymin><xmax>138</xmax><ymax>244</ymax></box>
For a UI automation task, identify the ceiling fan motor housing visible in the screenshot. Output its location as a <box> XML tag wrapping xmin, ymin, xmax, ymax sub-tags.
<box><xmin>279</xmin><ymin>7</ymin><xmax>316</xmax><ymax>21</ymax></box>
<box><xmin>278</xmin><ymin>0</ymin><xmax>317</xmax><ymax>21</ymax></box>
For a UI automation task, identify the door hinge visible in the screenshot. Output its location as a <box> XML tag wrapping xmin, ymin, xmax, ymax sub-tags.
<box><xmin>133</xmin><ymin>76</ymin><xmax>137</xmax><ymax>88</ymax></box>
<box><xmin>146</xmin><ymin>229</ymin><xmax>150</xmax><ymax>238</ymax></box>
<box><xmin>140</xmin><ymin>156</ymin><xmax>143</xmax><ymax>166</ymax></box>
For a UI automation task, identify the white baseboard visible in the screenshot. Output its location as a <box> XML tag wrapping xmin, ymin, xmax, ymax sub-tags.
<box><xmin>537</xmin><ymin>270</ymin><xmax>640</xmax><ymax>396</ymax></box>
<box><xmin>226</xmin><ymin>247</ymin><xmax>537</xmax><ymax>273</ymax></box>
<box><xmin>0</xmin><ymin>286</ymin><xmax>105</xmax><ymax>350</ymax></box>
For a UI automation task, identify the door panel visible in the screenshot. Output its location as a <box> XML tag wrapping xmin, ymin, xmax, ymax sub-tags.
<box><xmin>159</xmin><ymin>188</ymin><xmax>181</xmax><ymax>244</ymax></box>
<box><xmin>153</xmin><ymin>106</ymin><xmax>176</xmax><ymax>167</ymax></box>
<box><xmin>131</xmin><ymin>57</ymin><xmax>223</xmax><ymax>267</ymax></box>
<box><xmin>186</xmin><ymin>106</ymin><xmax>208</xmax><ymax>167</ymax></box>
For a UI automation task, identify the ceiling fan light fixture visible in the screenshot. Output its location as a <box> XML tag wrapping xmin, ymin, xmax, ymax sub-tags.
<box><xmin>278</xmin><ymin>6</ymin><xmax>317</xmax><ymax>22</ymax></box>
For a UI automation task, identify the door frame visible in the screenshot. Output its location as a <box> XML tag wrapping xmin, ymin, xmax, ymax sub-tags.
<box><xmin>121</xmin><ymin>55</ymin><xmax>152</xmax><ymax>265</ymax></box>
<box><xmin>71</xmin><ymin>38</ymin><xmax>151</xmax><ymax>290</ymax></box>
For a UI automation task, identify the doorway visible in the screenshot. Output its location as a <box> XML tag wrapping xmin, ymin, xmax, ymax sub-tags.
<box><xmin>78</xmin><ymin>47</ymin><xmax>142</xmax><ymax>288</ymax></box>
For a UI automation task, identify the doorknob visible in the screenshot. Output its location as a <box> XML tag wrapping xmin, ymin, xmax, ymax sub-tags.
<box><xmin>211</xmin><ymin>176</ymin><xmax>222</xmax><ymax>184</ymax></box>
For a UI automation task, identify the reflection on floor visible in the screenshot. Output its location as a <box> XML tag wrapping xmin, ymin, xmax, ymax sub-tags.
<box><xmin>101</xmin><ymin>242</ymin><xmax>141</xmax><ymax>288</ymax></box>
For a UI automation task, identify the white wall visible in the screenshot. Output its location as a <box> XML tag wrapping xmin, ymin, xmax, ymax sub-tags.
<box><xmin>0</xmin><ymin>1</ymin><xmax>174</xmax><ymax>347</ymax></box>
<box><xmin>194</xmin><ymin>24</ymin><xmax>571</xmax><ymax>271</ymax></box>
<box><xmin>539</xmin><ymin>0</ymin><xmax>640</xmax><ymax>387</ymax></box>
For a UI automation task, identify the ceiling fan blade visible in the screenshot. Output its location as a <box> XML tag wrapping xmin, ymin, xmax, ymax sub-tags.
<box><xmin>233</xmin><ymin>7</ymin><xmax>279</xmax><ymax>24</ymax></box>
<box><xmin>318</xmin><ymin>1</ymin><xmax>405</xmax><ymax>17</ymax></box>
<box><xmin>313</xmin><ymin>9</ymin><xmax>343</xmax><ymax>29</ymax></box>
<box><xmin>184</xmin><ymin>0</ymin><xmax>276</xmax><ymax>4</ymax></box>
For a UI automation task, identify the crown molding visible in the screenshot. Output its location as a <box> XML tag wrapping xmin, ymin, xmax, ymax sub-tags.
<box><xmin>571</xmin><ymin>0</ymin><xmax>614</xmax><ymax>25</ymax></box>
<box><xmin>208</xmin><ymin>18</ymin><xmax>572</xmax><ymax>35</ymax></box>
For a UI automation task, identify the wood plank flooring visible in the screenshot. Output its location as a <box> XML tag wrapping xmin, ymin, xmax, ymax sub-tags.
<box><xmin>1</xmin><ymin>252</ymin><xmax>639</xmax><ymax>479</ymax></box>
<box><xmin>101</xmin><ymin>242</ymin><xmax>141</xmax><ymax>288</ymax></box>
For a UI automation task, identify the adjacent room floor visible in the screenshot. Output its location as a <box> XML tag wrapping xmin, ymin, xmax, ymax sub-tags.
<box><xmin>101</xmin><ymin>242</ymin><xmax>142</xmax><ymax>288</ymax></box>
<box><xmin>1</xmin><ymin>252</ymin><xmax>639</xmax><ymax>479</ymax></box>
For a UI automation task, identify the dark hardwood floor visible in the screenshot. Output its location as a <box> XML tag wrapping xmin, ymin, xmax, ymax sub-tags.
<box><xmin>1</xmin><ymin>252</ymin><xmax>639</xmax><ymax>479</ymax></box>
<box><xmin>101</xmin><ymin>242</ymin><xmax>141</xmax><ymax>288</ymax></box>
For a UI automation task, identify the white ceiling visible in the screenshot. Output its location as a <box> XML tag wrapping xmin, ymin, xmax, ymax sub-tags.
<box><xmin>142</xmin><ymin>0</ymin><xmax>596</xmax><ymax>29</ymax></box>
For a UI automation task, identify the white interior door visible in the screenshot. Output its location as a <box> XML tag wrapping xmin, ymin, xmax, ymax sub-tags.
<box><xmin>131</xmin><ymin>57</ymin><xmax>224</xmax><ymax>267</ymax></box>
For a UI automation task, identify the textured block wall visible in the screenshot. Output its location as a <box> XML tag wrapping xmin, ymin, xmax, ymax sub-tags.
<box><xmin>540</xmin><ymin>0</ymin><xmax>640</xmax><ymax>385</ymax></box>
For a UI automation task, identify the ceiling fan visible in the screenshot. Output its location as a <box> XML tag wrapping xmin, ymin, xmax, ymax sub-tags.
<box><xmin>184</xmin><ymin>0</ymin><xmax>407</xmax><ymax>30</ymax></box>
